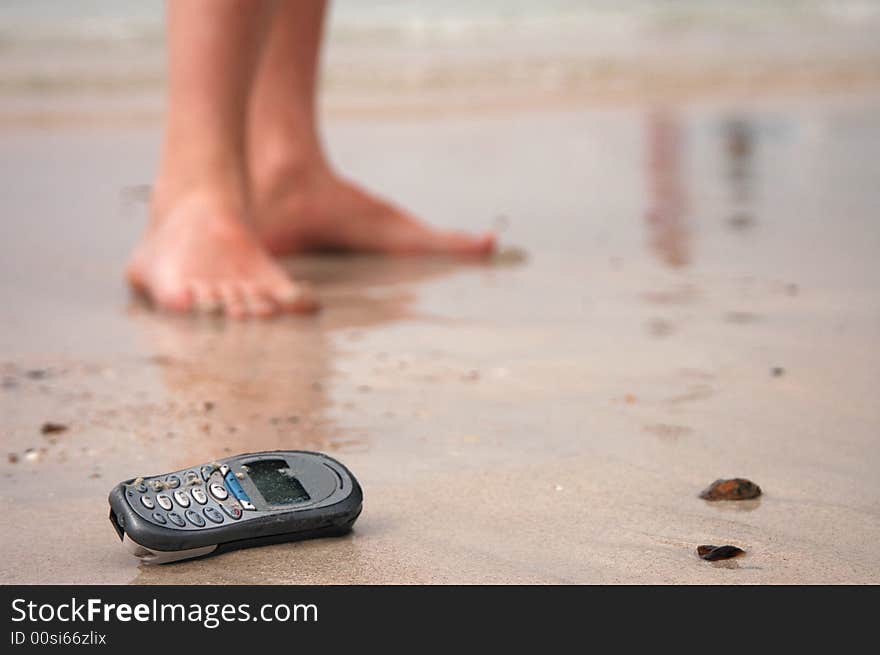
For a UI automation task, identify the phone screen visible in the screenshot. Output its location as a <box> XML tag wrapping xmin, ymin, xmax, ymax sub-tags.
<box><xmin>245</xmin><ymin>459</ymin><xmax>311</xmax><ymax>505</ymax></box>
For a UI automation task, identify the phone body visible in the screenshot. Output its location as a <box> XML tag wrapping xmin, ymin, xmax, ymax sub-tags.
<box><xmin>108</xmin><ymin>450</ymin><xmax>362</xmax><ymax>564</ymax></box>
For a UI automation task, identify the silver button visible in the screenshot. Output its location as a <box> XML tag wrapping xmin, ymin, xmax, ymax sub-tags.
<box><xmin>221</xmin><ymin>503</ymin><xmax>242</xmax><ymax>520</ymax></box>
<box><xmin>173</xmin><ymin>490</ymin><xmax>191</xmax><ymax>508</ymax></box>
<box><xmin>140</xmin><ymin>496</ymin><xmax>155</xmax><ymax>510</ymax></box>
<box><xmin>156</xmin><ymin>494</ymin><xmax>173</xmax><ymax>510</ymax></box>
<box><xmin>185</xmin><ymin>509</ymin><xmax>205</xmax><ymax>527</ymax></box>
<box><xmin>203</xmin><ymin>507</ymin><xmax>224</xmax><ymax>524</ymax></box>
<box><xmin>209</xmin><ymin>483</ymin><xmax>228</xmax><ymax>500</ymax></box>
<box><xmin>191</xmin><ymin>487</ymin><xmax>208</xmax><ymax>505</ymax></box>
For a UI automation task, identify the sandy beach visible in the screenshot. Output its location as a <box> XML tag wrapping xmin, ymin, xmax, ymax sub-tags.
<box><xmin>1</xmin><ymin>2</ymin><xmax>879</xmax><ymax>584</ymax></box>
<box><xmin>2</xmin><ymin>90</ymin><xmax>879</xmax><ymax>583</ymax></box>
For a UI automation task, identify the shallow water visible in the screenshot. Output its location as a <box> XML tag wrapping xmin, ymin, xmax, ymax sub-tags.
<box><xmin>1</xmin><ymin>91</ymin><xmax>878</xmax><ymax>583</ymax></box>
<box><xmin>2</xmin><ymin>1</ymin><xmax>879</xmax><ymax>123</ymax></box>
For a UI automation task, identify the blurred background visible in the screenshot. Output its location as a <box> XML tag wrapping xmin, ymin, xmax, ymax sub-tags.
<box><xmin>2</xmin><ymin>0</ymin><xmax>880</xmax><ymax>124</ymax></box>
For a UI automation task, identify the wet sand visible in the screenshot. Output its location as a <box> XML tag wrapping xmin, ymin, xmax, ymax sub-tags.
<box><xmin>1</xmin><ymin>93</ymin><xmax>879</xmax><ymax>583</ymax></box>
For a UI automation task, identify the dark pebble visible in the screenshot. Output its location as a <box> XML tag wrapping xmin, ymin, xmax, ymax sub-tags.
<box><xmin>771</xmin><ymin>367</ymin><xmax>785</xmax><ymax>377</ymax></box>
<box><xmin>697</xmin><ymin>545</ymin><xmax>745</xmax><ymax>561</ymax></box>
<box><xmin>40</xmin><ymin>422</ymin><xmax>68</xmax><ymax>435</ymax></box>
<box><xmin>700</xmin><ymin>478</ymin><xmax>762</xmax><ymax>501</ymax></box>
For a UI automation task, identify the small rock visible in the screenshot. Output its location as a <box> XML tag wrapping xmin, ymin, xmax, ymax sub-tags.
<box><xmin>771</xmin><ymin>367</ymin><xmax>785</xmax><ymax>377</ymax></box>
<box><xmin>647</xmin><ymin>318</ymin><xmax>674</xmax><ymax>337</ymax></box>
<box><xmin>202</xmin><ymin>401</ymin><xmax>214</xmax><ymax>412</ymax></box>
<box><xmin>24</xmin><ymin>449</ymin><xmax>40</xmax><ymax>462</ymax></box>
<box><xmin>726</xmin><ymin>213</ymin><xmax>755</xmax><ymax>231</ymax></box>
<box><xmin>25</xmin><ymin>369</ymin><xmax>49</xmax><ymax>380</ymax></box>
<box><xmin>40</xmin><ymin>422</ymin><xmax>68</xmax><ymax>435</ymax></box>
<box><xmin>697</xmin><ymin>545</ymin><xmax>745</xmax><ymax>561</ymax></box>
<box><xmin>700</xmin><ymin>478</ymin><xmax>762</xmax><ymax>501</ymax></box>
<box><xmin>7</xmin><ymin>453</ymin><xmax>19</xmax><ymax>464</ymax></box>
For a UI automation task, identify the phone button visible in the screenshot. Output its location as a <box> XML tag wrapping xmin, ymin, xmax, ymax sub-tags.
<box><xmin>209</xmin><ymin>483</ymin><xmax>228</xmax><ymax>500</ymax></box>
<box><xmin>221</xmin><ymin>504</ymin><xmax>242</xmax><ymax>520</ymax></box>
<box><xmin>203</xmin><ymin>507</ymin><xmax>224</xmax><ymax>524</ymax></box>
<box><xmin>156</xmin><ymin>494</ymin><xmax>173</xmax><ymax>510</ymax></box>
<box><xmin>200</xmin><ymin>465</ymin><xmax>214</xmax><ymax>481</ymax></box>
<box><xmin>167</xmin><ymin>512</ymin><xmax>185</xmax><ymax>527</ymax></box>
<box><xmin>135</xmin><ymin>482</ymin><xmax>148</xmax><ymax>493</ymax></box>
<box><xmin>151</xmin><ymin>512</ymin><xmax>167</xmax><ymax>525</ymax></box>
<box><xmin>140</xmin><ymin>496</ymin><xmax>155</xmax><ymax>510</ymax></box>
<box><xmin>184</xmin><ymin>470</ymin><xmax>200</xmax><ymax>486</ymax></box>
<box><xmin>191</xmin><ymin>487</ymin><xmax>208</xmax><ymax>505</ymax></box>
<box><xmin>173</xmin><ymin>490</ymin><xmax>191</xmax><ymax>508</ymax></box>
<box><xmin>165</xmin><ymin>475</ymin><xmax>181</xmax><ymax>489</ymax></box>
<box><xmin>185</xmin><ymin>509</ymin><xmax>206</xmax><ymax>527</ymax></box>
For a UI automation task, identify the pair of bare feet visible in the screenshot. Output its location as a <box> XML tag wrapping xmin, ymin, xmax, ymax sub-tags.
<box><xmin>127</xmin><ymin>160</ymin><xmax>495</xmax><ymax>319</ymax></box>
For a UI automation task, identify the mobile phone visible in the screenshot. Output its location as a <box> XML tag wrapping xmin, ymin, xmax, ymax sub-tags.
<box><xmin>108</xmin><ymin>450</ymin><xmax>362</xmax><ymax>564</ymax></box>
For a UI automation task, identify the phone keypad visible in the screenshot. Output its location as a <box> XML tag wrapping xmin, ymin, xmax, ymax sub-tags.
<box><xmin>127</xmin><ymin>467</ymin><xmax>246</xmax><ymax>530</ymax></box>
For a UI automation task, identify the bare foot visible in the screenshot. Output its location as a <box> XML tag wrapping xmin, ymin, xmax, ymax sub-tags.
<box><xmin>127</xmin><ymin>192</ymin><xmax>318</xmax><ymax>318</ymax></box>
<box><xmin>252</xmin><ymin>166</ymin><xmax>495</xmax><ymax>257</ymax></box>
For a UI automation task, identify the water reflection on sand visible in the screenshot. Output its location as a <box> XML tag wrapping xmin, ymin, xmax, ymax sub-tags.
<box><xmin>1</xmin><ymin>95</ymin><xmax>879</xmax><ymax>583</ymax></box>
